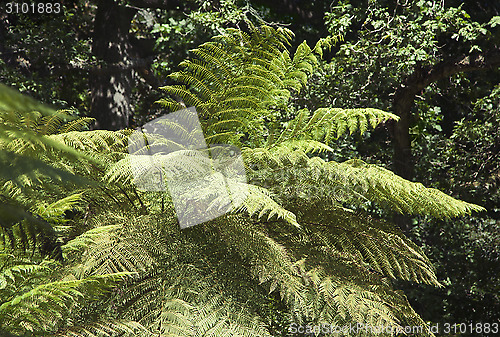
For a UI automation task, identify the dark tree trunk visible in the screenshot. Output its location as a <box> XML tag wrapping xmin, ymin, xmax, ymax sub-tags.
<box><xmin>90</xmin><ymin>1</ymin><xmax>137</xmax><ymax>130</ymax></box>
<box><xmin>392</xmin><ymin>86</ymin><xmax>419</xmax><ymax>234</ymax></box>
<box><xmin>89</xmin><ymin>0</ymin><xmax>187</xmax><ymax>130</ymax></box>
<box><xmin>392</xmin><ymin>88</ymin><xmax>417</xmax><ymax>181</ymax></box>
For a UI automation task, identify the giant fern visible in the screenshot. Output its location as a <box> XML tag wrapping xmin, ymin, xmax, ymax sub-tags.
<box><xmin>0</xmin><ymin>23</ymin><xmax>487</xmax><ymax>337</ymax></box>
<box><xmin>147</xmin><ymin>24</ymin><xmax>484</xmax><ymax>336</ymax></box>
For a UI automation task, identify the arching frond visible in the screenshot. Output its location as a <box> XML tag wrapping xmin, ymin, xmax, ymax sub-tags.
<box><xmin>55</xmin><ymin>320</ymin><xmax>152</xmax><ymax>337</ymax></box>
<box><xmin>324</xmin><ymin>158</ymin><xmax>484</xmax><ymax>218</ymax></box>
<box><xmin>273</xmin><ymin>108</ymin><xmax>399</xmax><ymax>145</ymax></box>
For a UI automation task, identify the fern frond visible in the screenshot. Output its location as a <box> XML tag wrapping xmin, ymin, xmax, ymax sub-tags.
<box><xmin>159</xmin><ymin>25</ymin><xmax>325</xmax><ymax>148</ymax></box>
<box><xmin>73</xmin><ymin>222</ymin><xmax>154</xmax><ymax>277</ymax></box>
<box><xmin>0</xmin><ymin>273</ymin><xmax>130</xmax><ymax>335</ymax></box>
<box><xmin>212</xmin><ymin>215</ymin><xmax>305</xmax><ymax>306</ymax></box>
<box><xmin>54</xmin><ymin>320</ymin><xmax>152</xmax><ymax>337</ymax></box>
<box><xmin>0</xmin><ymin>150</ymin><xmax>86</xmax><ymax>190</ymax></box>
<box><xmin>50</xmin><ymin>130</ymin><xmax>130</xmax><ymax>153</ymax></box>
<box><xmin>62</xmin><ymin>225</ymin><xmax>121</xmax><ymax>258</ymax></box>
<box><xmin>274</xmin><ymin>108</ymin><xmax>399</xmax><ymax>146</ymax></box>
<box><xmin>329</xmin><ymin>158</ymin><xmax>485</xmax><ymax>218</ymax></box>
<box><xmin>304</xmin><ymin>211</ymin><xmax>440</xmax><ymax>286</ymax></box>
<box><xmin>234</xmin><ymin>184</ymin><xmax>299</xmax><ymax>227</ymax></box>
<box><xmin>36</xmin><ymin>193</ymin><xmax>86</xmax><ymax>223</ymax></box>
<box><xmin>0</xmin><ymin>202</ymin><xmax>62</xmax><ymax>254</ymax></box>
<box><xmin>58</xmin><ymin>117</ymin><xmax>95</xmax><ymax>133</ymax></box>
<box><xmin>250</xmin><ymin>154</ymin><xmax>483</xmax><ymax>219</ymax></box>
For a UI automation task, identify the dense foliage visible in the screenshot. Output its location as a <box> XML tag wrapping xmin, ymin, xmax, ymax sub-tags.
<box><xmin>1</xmin><ymin>0</ymin><xmax>499</xmax><ymax>336</ymax></box>
<box><xmin>0</xmin><ymin>23</ymin><xmax>488</xmax><ymax>336</ymax></box>
<box><xmin>405</xmin><ymin>85</ymin><xmax>500</xmax><ymax>324</ymax></box>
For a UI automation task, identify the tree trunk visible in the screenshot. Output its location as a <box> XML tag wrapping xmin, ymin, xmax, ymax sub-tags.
<box><xmin>88</xmin><ymin>0</ymin><xmax>188</xmax><ymax>130</ymax></box>
<box><xmin>392</xmin><ymin>87</ymin><xmax>417</xmax><ymax>181</ymax></box>
<box><xmin>392</xmin><ymin>86</ymin><xmax>419</xmax><ymax>234</ymax></box>
<box><xmin>89</xmin><ymin>1</ymin><xmax>137</xmax><ymax>130</ymax></box>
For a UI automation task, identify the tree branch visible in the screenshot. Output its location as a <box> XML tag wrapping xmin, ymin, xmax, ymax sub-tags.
<box><xmin>393</xmin><ymin>48</ymin><xmax>500</xmax><ymax>179</ymax></box>
<box><xmin>405</xmin><ymin>49</ymin><xmax>500</xmax><ymax>95</ymax></box>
